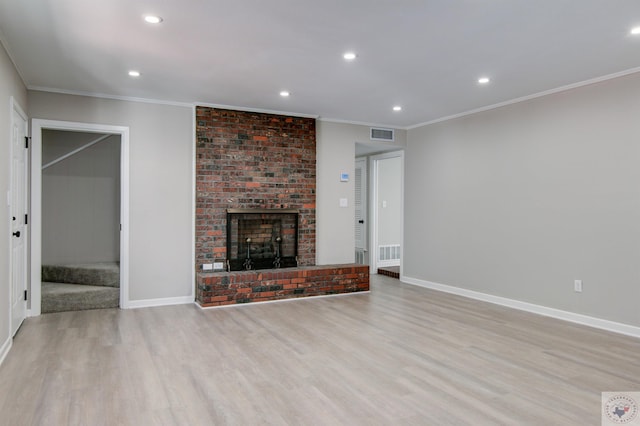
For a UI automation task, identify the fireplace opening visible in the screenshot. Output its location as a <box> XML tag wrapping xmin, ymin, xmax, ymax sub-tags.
<box><xmin>226</xmin><ymin>209</ymin><xmax>298</xmax><ymax>271</ymax></box>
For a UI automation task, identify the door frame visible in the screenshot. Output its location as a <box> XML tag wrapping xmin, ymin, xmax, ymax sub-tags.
<box><xmin>9</xmin><ymin>97</ymin><xmax>28</xmax><ymax>334</ymax></box>
<box><xmin>354</xmin><ymin>157</ymin><xmax>368</xmax><ymax>263</ymax></box>
<box><xmin>370</xmin><ymin>150</ymin><xmax>404</xmax><ymax>275</ymax></box>
<box><xmin>30</xmin><ymin>119</ymin><xmax>130</xmax><ymax>315</ymax></box>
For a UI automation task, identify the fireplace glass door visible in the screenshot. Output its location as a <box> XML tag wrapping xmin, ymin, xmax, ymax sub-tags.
<box><xmin>227</xmin><ymin>209</ymin><xmax>298</xmax><ymax>271</ymax></box>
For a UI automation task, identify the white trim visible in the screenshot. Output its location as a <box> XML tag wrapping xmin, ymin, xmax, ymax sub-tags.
<box><xmin>401</xmin><ymin>275</ymin><xmax>640</xmax><ymax>339</ymax></box>
<box><xmin>369</xmin><ymin>156</ymin><xmax>378</xmax><ymax>274</ymax></box>
<box><xmin>320</xmin><ymin>116</ymin><xmax>403</xmax><ymax>131</ymax></box>
<box><xmin>28</xmin><ymin>86</ymin><xmax>193</xmax><ymax>109</ymax></box>
<box><xmin>407</xmin><ymin>66</ymin><xmax>640</xmax><ymax>130</ymax></box>
<box><xmin>0</xmin><ymin>37</ymin><xmax>27</xmax><ymax>87</ymax></box>
<box><xmin>29</xmin><ymin>87</ymin><xmax>317</xmax><ymax>119</ymax></box>
<box><xmin>119</xmin><ymin>128</ymin><xmax>130</xmax><ymax>309</ymax></box>
<box><xmin>195</xmin><ymin>102</ymin><xmax>319</xmax><ymax>119</ymax></box>
<box><xmin>0</xmin><ymin>336</ymin><xmax>11</xmax><ymax>367</ymax></box>
<box><xmin>125</xmin><ymin>296</ymin><xmax>195</xmax><ymax>309</ymax></box>
<box><xmin>27</xmin><ymin>66</ymin><xmax>640</xmax><ymax>132</ymax></box>
<box><xmin>190</xmin><ymin>106</ymin><xmax>197</xmax><ymax>303</ymax></box>
<box><xmin>30</xmin><ymin>123</ymin><xmax>41</xmax><ymax>315</ymax></box>
<box><xmin>30</xmin><ymin>119</ymin><xmax>130</xmax><ymax>315</ymax></box>
<box><xmin>196</xmin><ymin>290</ymin><xmax>370</xmax><ymax>310</ymax></box>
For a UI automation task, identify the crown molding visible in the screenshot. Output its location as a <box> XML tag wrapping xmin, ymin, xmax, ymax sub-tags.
<box><xmin>28</xmin><ymin>86</ymin><xmax>194</xmax><ymax>108</ymax></box>
<box><xmin>407</xmin><ymin>66</ymin><xmax>640</xmax><ymax>130</ymax></box>
<box><xmin>195</xmin><ymin>101</ymin><xmax>319</xmax><ymax>119</ymax></box>
<box><xmin>317</xmin><ymin>116</ymin><xmax>406</xmax><ymax>131</ymax></box>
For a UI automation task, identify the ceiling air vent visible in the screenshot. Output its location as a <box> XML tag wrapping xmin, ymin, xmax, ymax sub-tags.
<box><xmin>370</xmin><ymin>127</ymin><xmax>394</xmax><ymax>142</ymax></box>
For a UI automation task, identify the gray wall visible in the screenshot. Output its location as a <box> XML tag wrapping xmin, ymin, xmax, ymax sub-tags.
<box><xmin>42</xmin><ymin>130</ymin><xmax>120</xmax><ymax>265</ymax></box>
<box><xmin>405</xmin><ymin>72</ymin><xmax>640</xmax><ymax>327</ymax></box>
<box><xmin>0</xmin><ymin>42</ymin><xmax>28</xmax><ymax>354</ymax></box>
<box><xmin>377</xmin><ymin>155</ymin><xmax>402</xmax><ymax>246</ymax></box>
<box><xmin>29</xmin><ymin>91</ymin><xmax>193</xmax><ymax>302</ymax></box>
<box><xmin>316</xmin><ymin>121</ymin><xmax>406</xmax><ymax>265</ymax></box>
<box><xmin>29</xmin><ymin>98</ymin><xmax>407</xmax><ymax>301</ymax></box>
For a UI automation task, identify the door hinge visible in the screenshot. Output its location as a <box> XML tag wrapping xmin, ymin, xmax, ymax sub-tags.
<box><xmin>25</xmin><ymin>214</ymin><xmax>28</xmax><ymax>225</ymax></box>
<box><xmin>24</xmin><ymin>290</ymin><xmax>27</xmax><ymax>301</ymax></box>
<box><xmin>25</xmin><ymin>136</ymin><xmax>30</xmax><ymax>149</ymax></box>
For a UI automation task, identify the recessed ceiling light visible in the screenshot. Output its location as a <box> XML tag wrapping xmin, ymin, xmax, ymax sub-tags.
<box><xmin>128</xmin><ymin>70</ymin><xmax>141</xmax><ymax>77</ymax></box>
<box><xmin>343</xmin><ymin>52</ymin><xmax>357</xmax><ymax>61</ymax></box>
<box><xmin>631</xmin><ymin>26</ymin><xmax>640</xmax><ymax>35</ymax></box>
<box><xmin>393</xmin><ymin>106</ymin><xmax>402</xmax><ymax>111</ymax></box>
<box><xmin>280</xmin><ymin>91</ymin><xmax>290</xmax><ymax>97</ymax></box>
<box><xmin>478</xmin><ymin>77</ymin><xmax>490</xmax><ymax>84</ymax></box>
<box><xmin>144</xmin><ymin>15</ymin><xmax>163</xmax><ymax>24</ymax></box>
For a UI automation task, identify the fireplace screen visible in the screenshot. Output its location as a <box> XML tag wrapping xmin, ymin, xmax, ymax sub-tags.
<box><xmin>226</xmin><ymin>209</ymin><xmax>298</xmax><ymax>271</ymax></box>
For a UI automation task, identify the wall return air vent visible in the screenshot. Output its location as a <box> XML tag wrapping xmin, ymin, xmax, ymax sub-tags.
<box><xmin>370</xmin><ymin>127</ymin><xmax>394</xmax><ymax>142</ymax></box>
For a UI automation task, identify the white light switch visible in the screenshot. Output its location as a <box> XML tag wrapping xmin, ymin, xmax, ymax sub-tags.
<box><xmin>202</xmin><ymin>263</ymin><xmax>213</xmax><ymax>270</ymax></box>
<box><xmin>574</xmin><ymin>280</ymin><xmax>582</xmax><ymax>292</ymax></box>
<box><xmin>339</xmin><ymin>198</ymin><xmax>348</xmax><ymax>207</ymax></box>
<box><xmin>382</xmin><ymin>200</ymin><xmax>387</xmax><ymax>208</ymax></box>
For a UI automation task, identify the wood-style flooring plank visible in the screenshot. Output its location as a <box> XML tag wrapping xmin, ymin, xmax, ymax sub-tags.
<box><xmin>1</xmin><ymin>275</ymin><xmax>639</xmax><ymax>425</ymax></box>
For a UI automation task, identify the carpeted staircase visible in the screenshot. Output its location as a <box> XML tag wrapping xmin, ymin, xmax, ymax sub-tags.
<box><xmin>41</xmin><ymin>262</ymin><xmax>120</xmax><ymax>313</ymax></box>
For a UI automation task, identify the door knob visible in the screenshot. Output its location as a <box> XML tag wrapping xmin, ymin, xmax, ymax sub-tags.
<box><xmin>12</xmin><ymin>231</ymin><xmax>20</xmax><ymax>238</ymax></box>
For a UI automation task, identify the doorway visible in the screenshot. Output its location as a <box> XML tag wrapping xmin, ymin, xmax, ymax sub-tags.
<box><xmin>31</xmin><ymin>120</ymin><xmax>130</xmax><ymax>315</ymax></box>
<box><xmin>354</xmin><ymin>158</ymin><xmax>367</xmax><ymax>265</ymax></box>
<box><xmin>371</xmin><ymin>151</ymin><xmax>404</xmax><ymax>278</ymax></box>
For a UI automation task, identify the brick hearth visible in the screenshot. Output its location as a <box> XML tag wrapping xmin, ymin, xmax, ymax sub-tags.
<box><xmin>197</xmin><ymin>264</ymin><xmax>369</xmax><ymax>307</ymax></box>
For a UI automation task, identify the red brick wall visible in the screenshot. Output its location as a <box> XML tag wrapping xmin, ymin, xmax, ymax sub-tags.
<box><xmin>197</xmin><ymin>265</ymin><xmax>370</xmax><ymax>307</ymax></box>
<box><xmin>195</xmin><ymin>107</ymin><xmax>316</xmax><ymax>270</ymax></box>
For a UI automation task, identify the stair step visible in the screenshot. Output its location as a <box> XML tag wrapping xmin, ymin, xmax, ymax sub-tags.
<box><xmin>41</xmin><ymin>282</ymin><xmax>119</xmax><ymax>313</ymax></box>
<box><xmin>42</xmin><ymin>262</ymin><xmax>120</xmax><ymax>288</ymax></box>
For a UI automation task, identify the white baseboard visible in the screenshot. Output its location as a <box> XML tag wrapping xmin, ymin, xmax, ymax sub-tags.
<box><xmin>401</xmin><ymin>275</ymin><xmax>640</xmax><ymax>339</ymax></box>
<box><xmin>196</xmin><ymin>290</ymin><xmax>371</xmax><ymax>310</ymax></box>
<box><xmin>123</xmin><ymin>295</ymin><xmax>194</xmax><ymax>309</ymax></box>
<box><xmin>0</xmin><ymin>336</ymin><xmax>12</xmax><ymax>367</ymax></box>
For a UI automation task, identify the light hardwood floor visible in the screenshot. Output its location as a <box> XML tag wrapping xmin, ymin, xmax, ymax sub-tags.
<box><xmin>1</xmin><ymin>275</ymin><xmax>639</xmax><ymax>425</ymax></box>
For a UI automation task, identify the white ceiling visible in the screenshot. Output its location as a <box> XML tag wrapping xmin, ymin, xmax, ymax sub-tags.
<box><xmin>1</xmin><ymin>1</ymin><xmax>640</xmax><ymax>128</ymax></box>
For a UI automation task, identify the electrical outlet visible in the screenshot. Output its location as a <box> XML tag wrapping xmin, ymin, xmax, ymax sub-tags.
<box><xmin>202</xmin><ymin>263</ymin><xmax>213</xmax><ymax>271</ymax></box>
<box><xmin>213</xmin><ymin>262</ymin><xmax>224</xmax><ymax>270</ymax></box>
<box><xmin>574</xmin><ymin>280</ymin><xmax>582</xmax><ymax>292</ymax></box>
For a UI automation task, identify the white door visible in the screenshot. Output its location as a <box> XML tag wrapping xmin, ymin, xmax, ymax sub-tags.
<box><xmin>10</xmin><ymin>99</ymin><xmax>28</xmax><ymax>335</ymax></box>
<box><xmin>354</xmin><ymin>158</ymin><xmax>367</xmax><ymax>264</ymax></box>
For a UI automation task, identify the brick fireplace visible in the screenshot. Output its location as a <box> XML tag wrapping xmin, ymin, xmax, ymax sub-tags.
<box><xmin>195</xmin><ymin>106</ymin><xmax>368</xmax><ymax>307</ymax></box>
